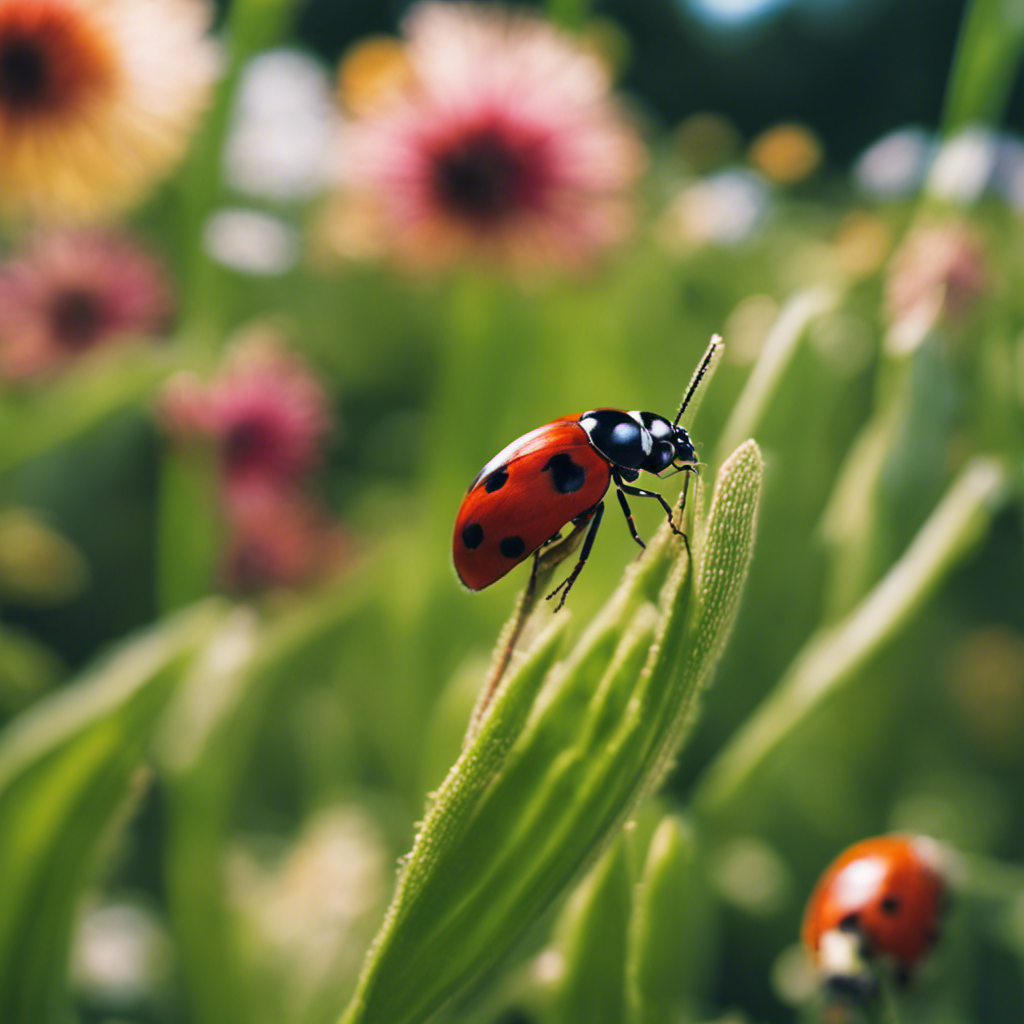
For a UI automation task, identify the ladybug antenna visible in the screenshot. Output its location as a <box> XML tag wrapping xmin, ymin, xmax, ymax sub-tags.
<box><xmin>673</xmin><ymin>335</ymin><xmax>723</xmax><ymax>427</ymax></box>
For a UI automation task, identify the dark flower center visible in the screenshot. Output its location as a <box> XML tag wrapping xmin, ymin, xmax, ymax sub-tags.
<box><xmin>432</xmin><ymin>128</ymin><xmax>538</xmax><ymax>224</ymax></box>
<box><xmin>0</xmin><ymin>36</ymin><xmax>49</xmax><ymax>109</ymax></box>
<box><xmin>49</xmin><ymin>289</ymin><xmax>105</xmax><ymax>349</ymax></box>
<box><xmin>0</xmin><ymin>13</ymin><xmax>115</xmax><ymax>121</ymax></box>
<box><xmin>224</xmin><ymin>418</ymin><xmax>274</xmax><ymax>474</ymax></box>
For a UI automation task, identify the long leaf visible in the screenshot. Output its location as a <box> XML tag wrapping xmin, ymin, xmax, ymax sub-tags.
<box><xmin>0</xmin><ymin>602</ymin><xmax>224</xmax><ymax>1024</ymax></box>
<box><xmin>339</xmin><ymin>440</ymin><xmax>762</xmax><ymax>1024</ymax></box>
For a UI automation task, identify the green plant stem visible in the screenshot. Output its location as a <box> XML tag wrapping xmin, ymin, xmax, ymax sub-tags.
<box><xmin>547</xmin><ymin>0</ymin><xmax>591</xmax><ymax>31</ymax></box>
<box><xmin>818</xmin><ymin>351</ymin><xmax>914</xmax><ymax>619</ymax></box>
<box><xmin>155</xmin><ymin>445</ymin><xmax>221</xmax><ymax>613</ymax></box>
<box><xmin>337</xmin><ymin>441</ymin><xmax>760</xmax><ymax>1024</ymax></box>
<box><xmin>874</xmin><ymin>977</ymin><xmax>905</xmax><ymax>1024</ymax></box>
<box><xmin>693</xmin><ymin>457</ymin><xmax>1009</xmax><ymax>816</ymax></box>
<box><xmin>941</xmin><ymin>0</ymin><xmax>1024</xmax><ymax>135</ymax></box>
<box><xmin>159</xmin><ymin>586</ymin><xmax>366</xmax><ymax>1024</ymax></box>
<box><xmin>177</xmin><ymin>0</ymin><xmax>298</xmax><ymax>350</ymax></box>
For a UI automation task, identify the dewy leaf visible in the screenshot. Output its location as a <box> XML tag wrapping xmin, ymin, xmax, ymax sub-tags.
<box><xmin>338</xmin><ymin>441</ymin><xmax>763</xmax><ymax>1024</ymax></box>
<box><xmin>0</xmin><ymin>601</ymin><xmax>225</xmax><ymax>1024</ymax></box>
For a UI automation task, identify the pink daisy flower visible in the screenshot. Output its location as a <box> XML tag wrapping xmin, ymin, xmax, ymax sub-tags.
<box><xmin>160</xmin><ymin>335</ymin><xmax>333</xmax><ymax>497</ymax></box>
<box><xmin>220</xmin><ymin>487</ymin><xmax>349</xmax><ymax>593</ymax></box>
<box><xmin>345</xmin><ymin>2</ymin><xmax>645</xmax><ymax>271</ymax></box>
<box><xmin>0</xmin><ymin>229</ymin><xmax>171</xmax><ymax>379</ymax></box>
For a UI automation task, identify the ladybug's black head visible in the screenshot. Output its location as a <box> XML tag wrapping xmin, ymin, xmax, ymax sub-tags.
<box><xmin>641</xmin><ymin>412</ymin><xmax>697</xmax><ymax>475</ymax></box>
<box><xmin>579</xmin><ymin>409</ymin><xmax>698</xmax><ymax>476</ymax></box>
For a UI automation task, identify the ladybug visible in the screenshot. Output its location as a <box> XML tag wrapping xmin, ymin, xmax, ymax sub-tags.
<box><xmin>453</xmin><ymin>340</ymin><xmax>720</xmax><ymax>609</ymax></box>
<box><xmin>802</xmin><ymin>835</ymin><xmax>948</xmax><ymax>996</ymax></box>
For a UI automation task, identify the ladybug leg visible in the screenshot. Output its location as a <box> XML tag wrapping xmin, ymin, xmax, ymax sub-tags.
<box><xmin>614</xmin><ymin>474</ymin><xmax>685</xmax><ymax>537</ymax></box>
<box><xmin>614</xmin><ymin>487</ymin><xmax>646</xmax><ymax>550</ymax></box>
<box><xmin>546</xmin><ymin>501</ymin><xmax>605</xmax><ymax>612</ymax></box>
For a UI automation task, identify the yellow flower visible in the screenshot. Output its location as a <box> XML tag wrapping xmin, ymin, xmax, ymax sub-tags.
<box><xmin>0</xmin><ymin>0</ymin><xmax>217</xmax><ymax>219</ymax></box>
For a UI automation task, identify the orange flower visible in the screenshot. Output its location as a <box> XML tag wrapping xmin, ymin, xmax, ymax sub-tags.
<box><xmin>0</xmin><ymin>0</ymin><xmax>216</xmax><ymax>219</ymax></box>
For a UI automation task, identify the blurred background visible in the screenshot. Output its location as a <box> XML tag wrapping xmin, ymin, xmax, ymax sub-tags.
<box><xmin>1</xmin><ymin>0</ymin><xmax>1022</xmax><ymax>1022</ymax></box>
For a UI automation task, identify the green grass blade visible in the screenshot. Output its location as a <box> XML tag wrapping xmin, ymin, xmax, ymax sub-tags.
<box><xmin>942</xmin><ymin>0</ymin><xmax>1024</xmax><ymax>134</ymax></box>
<box><xmin>627</xmin><ymin>815</ymin><xmax>710</xmax><ymax>1024</ymax></box>
<box><xmin>695</xmin><ymin>456</ymin><xmax>1010</xmax><ymax>815</ymax></box>
<box><xmin>0</xmin><ymin>602</ymin><xmax>224</xmax><ymax>1024</ymax></box>
<box><xmin>338</xmin><ymin>441</ymin><xmax>762</xmax><ymax>1024</ymax></box>
<box><xmin>552</xmin><ymin>836</ymin><xmax>632</xmax><ymax>1024</ymax></box>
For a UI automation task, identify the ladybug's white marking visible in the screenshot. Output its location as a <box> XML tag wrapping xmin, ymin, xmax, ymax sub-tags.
<box><xmin>627</xmin><ymin>411</ymin><xmax>654</xmax><ymax>454</ymax></box>
<box><xmin>819</xmin><ymin>928</ymin><xmax>870</xmax><ymax>979</ymax></box>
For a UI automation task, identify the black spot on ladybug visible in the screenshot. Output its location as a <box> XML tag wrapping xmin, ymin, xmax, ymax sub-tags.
<box><xmin>542</xmin><ymin>453</ymin><xmax>586</xmax><ymax>494</ymax></box>
<box><xmin>500</xmin><ymin>535</ymin><xmax>526</xmax><ymax>558</ymax></box>
<box><xmin>462</xmin><ymin>523</ymin><xmax>484</xmax><ymax>549</ymax></box>
<box><xmin>838</xmin><ymin>912</ymin><xmax>860</xmax><ymax>933</ymax></box>
<box><xmin>880</xmin><ymin>896</ymin><xmax>900</xmax><ymax>916</ymax></box>
<box><xmin>483</xmin><ymin>468</ymin><xmax>509</xmax><ymax>492</ymax></box>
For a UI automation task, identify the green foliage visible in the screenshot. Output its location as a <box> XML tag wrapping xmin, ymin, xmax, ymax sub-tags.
<box><xmin>2</xmin><ymin>1</ymin><xmax>1024</xmax><ymax>1022</ymax></box>
<box><xmin>0</xmin><ymin>603</ymin><xmax>226</xmax><ymax>1024</ymax></box>
<box><xmin>626</xmin><ymin>816</ymin><xmax>710</xmax><ymax>1024</ymax></box>
<box><xmin>339</xmin><ymin>441</ymin><xmax>762</xmax><ymax>1024</ymax></box>
<box><xmin>551</xmin><ymin>835</ymin><xmax>632</xmax><ymax>1024</ymax></box>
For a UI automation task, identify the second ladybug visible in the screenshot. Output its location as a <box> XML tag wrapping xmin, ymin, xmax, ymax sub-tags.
<box><xmin>453</xmin><ymin>338</ymin><xmax>721</xmax><ymax>609</ymax></box>
<box><xmin>802</xmin><ymin>834</ymin><xmax>948</xmax><ymax>997</ymax></box>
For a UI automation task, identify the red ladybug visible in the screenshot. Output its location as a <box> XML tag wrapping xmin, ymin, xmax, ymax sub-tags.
<box><xmin>802</xmin><ymin>835</ymin><xmax>947</xmax><ymax>994</ymax></box>
<box><xmin>453</xmin><ymin>341</ymin><xmax>720</xmax><ymax>608</ymax></box>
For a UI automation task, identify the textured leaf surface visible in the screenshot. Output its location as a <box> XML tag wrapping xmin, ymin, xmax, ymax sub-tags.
<box><xmin>627</xmin><ymin>815</ymin><xmax>711</xmax><ymax>1024</ymax></box>
<box><xmin>339</xmin><ymin>442</ymin><xmax>763</xmax><ymax>1024</ymax></box>
<box><xmin>553</xmin><ymin>836</ymin><xmax>632</xmax><ymax>1024</ymax></box>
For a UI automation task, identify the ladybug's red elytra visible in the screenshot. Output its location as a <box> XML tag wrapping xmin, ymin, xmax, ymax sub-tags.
<box><xmin>802</xmin><ymin>835</ymin><xmax>948</xmax><ymax>996</ymax></box>
<box><xmin>453</xmin><ymin>338</ymin><xmax>721</xmax><ymax>609</ymax></box>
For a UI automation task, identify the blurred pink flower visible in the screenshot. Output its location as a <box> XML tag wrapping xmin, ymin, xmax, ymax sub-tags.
<box><xmin>885</xmin><ymin>220</ymin><xmax>990</xmax><ymax>352</ymax></box>
<box><xmin>220</xmin><ymin>487</ymin><xmax>349</xmax><ymax>593</ymax></box>
<box><xmin>0</xmin><ymin>230</ymin><xmax>171</xmax><ymax>379</ymax></box>
<box><xmin>159</xmin><ymin>335</ymin><xmax>346</xmax><ymax>593</ymax></box>
<box><xmin>345</xmin><ymin>2</ymin><xmax>645</xmax><ymax>271</ymax></box>
<box><xmin>161</xmin><ymin>336</ymin><xmax>333</xmax><ymax>497</ymax></box>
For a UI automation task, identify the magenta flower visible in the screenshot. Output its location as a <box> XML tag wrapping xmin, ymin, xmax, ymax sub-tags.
<box><xmin>345</xmin><ymin>2</ymin><xmax>645</xmax><ymax>271</ymax></box>
<box><xmin>159</xmin><ymin>336</ymin><xmax>345</xmax><ymax>593</ymax></box>
<box><xmin>0</xmin><ymin>230</ymin><xmax>171</xmax><ymax>379</ymax></box>
<box><xmin>160</xmin><ymin>335</ymin><xmax>333</xmax><ymax>498</ymax></box>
